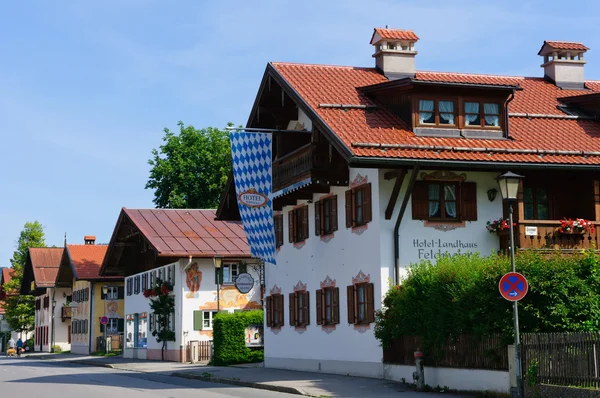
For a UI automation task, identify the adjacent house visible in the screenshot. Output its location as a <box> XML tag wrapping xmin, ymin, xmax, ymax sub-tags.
<box><xmin>100</xmin><ymin>208</ymin><xmax>259</xmax><ymax>362</ymax></box>
<box><xmin>55</xmin><ymin>236</ymin><xmax>124</xmax><ymax>354</ymax></box>
<box><xmin>228</xmin><ymin>27</ymin><xmax>600</xmax><ymax>383</ymax></box>
<box><xmin>0</xmin><ymin>267</ymin><xmax>17</xmax><ymax>349</ymax></box>
<box><xmin>20</xmin><ymin>247</ymin><xmax>70</xmax><ymax>352</ymax></box>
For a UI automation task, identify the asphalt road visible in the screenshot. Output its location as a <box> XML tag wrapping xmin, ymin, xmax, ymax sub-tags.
<box><xmin>0</xmin><ymin>356</ymin><xmax>293</xmax><ymax>398</ymax></box>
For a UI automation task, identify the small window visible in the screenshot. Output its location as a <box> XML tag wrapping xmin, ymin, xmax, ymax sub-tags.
<box><xmin>315</xmin><ymin>196</ymin><xmax>338</xmax><ymax>236</ymax></box>
<box><xmin>345</xmin><ymin>184</ymin><xmax>372</xmax><ymax>228</ymax></box>
<box><xmin>222</xmin><ymin>263</ymin><xmax>238</xmax><ymax>284</ymax></box>
<box><xmin>419</xmin><ymin>100</ymin><xmax>435</xmax><ymax>124</ymax></box>
<box><xmin>347</xmin><ymin>283</ymin><xmax>375</xmax><ymax>325</ymax></box>
<box><xmin>428</xmin><ymin>182</ymin><xmax>458</xmax><ymax>220</ymax></box>
<box><xmin>316</xmin><ymin>287</ymin><xmax>339</xmax><ymax>326</ymax></box>
<box><xmin>418</xmin><ymin>99</ymin><xmax>456</xmax><ymax>126</ymax></box>
<box><xmin>202</xmin><ymin>311</ymin><xmax>218</xmax><ymax>330</ymax></box>
<box><xmin>288</xmin><ymin>206</ymin><xmax>309</xmax><ymax>243</ymax></box>
<box><xmin>523</xmin><ymin>187</ymin><xmax>549</xmax><ymax>220</ymax></box>
<box><xmin>106</xmin><ymin>286</ymin><xmax>118</xmax><ymax>300</ymax></box>
<box><xmin>289</xmin><ymin>291</ymin><xmax>309</xmax><ymax>327</ymax></box>
<box><xmin>464</xmin><ymin>100</ymin><xmax>502</xmax><ymax>128</ymax></box>
<box><xmin>126</xmin><ymin>279</ymin><xmax>133</xmax><ymax>296</ymax></box>
<box><xmin>266</xmin><ymin>294</ymin><xmax>284</xmax><ymax>328</ymax></box>
<box><xmin>388</xmin><ymin>42</ymin><xmax>396</xmax><ymax>50</ymax></box>
<box><xmin>412</xmin><ymin>181</ymin><xmax>477</xmax><ymax>222</ymax></box>
<box><xmin>274</xmin><ymin>214</ymin><xmax>284</xmax><ymax>247</ymax></box>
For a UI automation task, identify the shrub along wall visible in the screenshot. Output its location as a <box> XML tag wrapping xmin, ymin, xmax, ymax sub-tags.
<box><xmin>212</xmin><ymin>310</ymin><xmax>264</xmax><ymax>366</ymax></box>
<box><xmin>375</xmin><ymin>251</ymin><xmax>600</xmax><ymax>354</ymax></box>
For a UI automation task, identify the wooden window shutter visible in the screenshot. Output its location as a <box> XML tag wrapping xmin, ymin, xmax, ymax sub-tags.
<box><xmin>288</xmin><ymin>211</ymin><xmax>295</xmax><ymax>243</ymax></box>
<box><xmin>289</xmin><ymin>292</ymin><xmax>296</xmax><ymax>326</ymax></box>
<box><xmin>332</xmin><ymin>287</ymin><xmax>340</xmax><ymax>324</ymax></box>
<box><xmin>461</xmin><ymin>182</ymin><xmax>478</xmax><ymax>221</ymax></box>
<box><xmin>275</xmin><ymin>215</ymin><xmax>283</xmax><ymax>247</ymax></box>
<box><xmin>193</xmin><ymin>310</ymin><xmax>203</xmax><ymax>330</ymax></box>
<box><xmin>347</xmin><ymin>285</ymin><xmax>356</xmax><ymax>324</ymax></box>
<box><xmin>301</xmin><ymin>206</ymin><xmax>309</xmax><ymax>240</ymax></box>
<box><xmin>345</xmin><ymin>190</ymin><xmax>353</xmax><ymax>227</ymax></box>
<box><xmin>304</xmin><ymin>291</ymin><xmax>310</xmax><ymax>326</ymax></box>
<box><xmin>363</xmin><ymin>184</ymin><xmax>373</xmax><ymax>223</ymax></box>
<box><xmin>266</xmin><ymin>296</ymin><xmax>273</xmax><ymax>327</ymax></box>
<box><xmin>118</xmin><ymin>319</ymin><xmax>125</xmax><ymax>333</ymax></box>
<box><xmin>101</xmin><ymin>288</ymin><xmax>106</xmax><ymax>300</ymax></box>
<box><xmin>331</xmin><ymin>195</ymin><xmax>338</xmax><ymax>232</ymax></box>
<box><xmin>412</xmin><ymin>181</ymin><xmax>429</xmax><ymax>220</ymax></box>
<box><xmin>314</xmin><ymin>200</ymin><xmax>322</xmax><ymax>236</ymax></box>
<box><xmin>316</xmin><ymin>289</ymin><xmax>323</xmax><ymax>325</ymax></box>
<box><xmin>215</xmin><ymin>267</ymin><xmax>223</xmax><ymax>284</ymax></box>
<box><xmin>366</xmin><ymin>283</ymin><xmax>375</xmax><ymax>323</ymax></box>
<box><xmin>118</xmin><ymin>286</ymin><xmax>124</xmax><ymax>300</ymax></box>
<box><xmin>278</xmin><ymin>295</ymin><xmax>285</xmax><ymax>326</ymax></box>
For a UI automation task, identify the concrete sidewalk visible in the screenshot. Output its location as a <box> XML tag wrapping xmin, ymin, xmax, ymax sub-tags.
<box><xmin>34</xmin><ymin>353</ymin><xmax>471</xmax><ymax>397</ymax></box>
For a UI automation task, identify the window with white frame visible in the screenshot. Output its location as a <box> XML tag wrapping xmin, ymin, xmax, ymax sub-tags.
<box><xmin>222</xmin><ymin>263</ymin><xmax>238</xmax><ymax>284</ymax></box>
<box><xmin>203</xmin><ymin>311</ymin><xmax>218</xmax><ymax>329</ymax></box>
<box><xmin>106</xmin><ymin>286</ymin><xmax>118</xmax><ymax>300</ymax></box>
<box><xmin>107</xmin><ymin>318</ymin><xmax>118</xmax><ymax>334</ymax></box>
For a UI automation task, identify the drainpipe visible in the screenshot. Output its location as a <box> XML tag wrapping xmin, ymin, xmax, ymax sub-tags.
<box><xmin>89</xmin><ymin>281</ymin><xmax>94</xmax><ymax>354</ymax></box>
<box><xmin>505</xmin><ymin>90</ymin><xmax>516</xmax><ymax>140</ymax></box>
<box><xmin>393</xmin><ymin>165</ymin><xmax>420</xmax><ymax>285</ymax></box>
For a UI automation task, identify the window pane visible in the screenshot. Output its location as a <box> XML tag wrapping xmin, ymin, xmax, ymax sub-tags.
<box><xmin>537</xmin><ymin>188</ymin><xmax>548</xmax><ymax>204</ymax></box>
<box><xmin>355</xmin><ymin>190</ymin><xmax>363</xmax><ymax>224</ymax></box>
<box><xmin>439</xmin><ymin>113</ymin><xmax>454</xmax><ymax>125</ymax></box>
<box><xmin>537</xmin><ymin>188</ymin><xmax>549</xmax><ymax>219</ymax></box>
<box><xmin>465</xmin><ymin>102</ymin><xmax>480</xmax><ymax>126</ymax></box>
<box><xmin>223</xmin><ymin>266</ymin><xmax>230</xmax><ymax>283</ymax></box>
<box><xmin>428</xmin><ymin>184</ymin><xmax>441</xmax><ymax>218</ymax></box>
<box><xmin>419</xmin><ymin>100</ymin><xmax>434</xmax><ymax>111</ymax></box>
<box><xmin>484</xmin><ymin>103</ymin><xmax>499</xmax><ymax>115</ymax></box>
<box><xmin>484</xmin><ymin>115</ymin><xmax>499</xmax><ymax>126</ymax></box>
<box><xmin>523</xmin><ymin>187</ymin><xmax>533</xmax><ymax>203</ymax></box>
<box><xmin>324</xmin><ymin>199</ymin><xmax>330</xmax><ymax>233</ymax></box>
<box><xmin>428</xmin><ymin>184</ymin><xmax>440</xmax><ymax>200</ymax></box>
<box><xmin>420</xmin><ymin>112</ymin><xmax>435</xmax><ymax>124</ymax></box>
<box><xmin>444</xmin><ymin>184</ymin><xmax>456</xmax><ymax>200</ymax></box>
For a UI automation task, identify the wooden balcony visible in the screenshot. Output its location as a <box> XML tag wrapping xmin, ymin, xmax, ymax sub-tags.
<box><xmin>273</xmin><ymin>143</ymin><xmax>314</xmax><ymax>191</ymax></box>
<box><xmin>61</xmin><ymin>306</ymin><xmax>72</xmax><ymax>321</ymax></box>
<box><xmin>499</xmin><ymin>220</ymin><xmax>600</xmax><ymax>252</ymax></box>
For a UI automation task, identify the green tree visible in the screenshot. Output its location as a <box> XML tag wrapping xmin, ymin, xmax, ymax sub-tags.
<box><xmin>144</xmin><ymin>279</ymin><xmax>176</xmax><ymax>361</ymax></box>
<box><xmin>146</xmin><ymin>121</ymin><xmax>232</xmax><ymax>209</ymax></box>
<box><xmin>4</xmin><ymin>221</ymin><xmax>46</xmax><ymax>333</ymax></box>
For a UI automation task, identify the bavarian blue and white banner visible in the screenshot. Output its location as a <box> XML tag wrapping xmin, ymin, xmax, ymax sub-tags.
<box><xmin>229</xmin><ymin>131</ymin><xmax>276</xmax><ymax>265</ymax></box>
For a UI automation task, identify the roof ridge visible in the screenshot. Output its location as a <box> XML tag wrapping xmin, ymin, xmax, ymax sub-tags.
<box><xmin>546</xmin><ymin>40</ymin><xmax>586</xmax><ymax>44</ymax></box>
<box><xmin>125</xmin><ymin>208</ymin><xmax>216</xmax><ymax>211</ymax></box>
<box><xmin>271</xmin><ymin>62</ymin><xmax>375</xmax><ymax>70</ymax></box>
<box><xmin>417</xmin><ymin>70</ymin><xmax>527</xmax><ymax>80</ymax></box>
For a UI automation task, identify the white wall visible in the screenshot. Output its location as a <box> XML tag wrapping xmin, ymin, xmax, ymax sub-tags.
<box><xmin>266</xmin><ymin>168</ymin><xmax>385</xmax><ymax>378</ymax></box>
<box><xmin>35</xmin><ymin>288</ymin><xmax>71</xmax><ymax>352</ymax></box>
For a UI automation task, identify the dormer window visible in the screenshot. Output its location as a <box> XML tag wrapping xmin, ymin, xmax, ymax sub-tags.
<box><xmin>388</xmin><ymin>43</ymin><xmax>396</xmax><ymax>50</ymax></box>
<box><xmin>464</xmin><ymin>101</ymin><xmax>501</xmax><ymax>128</ymax></box>
<box><xmin>418</xmin><ymin>99</ymin><xmax>456</xmax><ymax>126</ymax></box>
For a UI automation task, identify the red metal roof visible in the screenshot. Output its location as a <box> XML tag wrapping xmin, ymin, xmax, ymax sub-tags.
<box><xmin>29</xmin><ymin>247</ymin><xmax>64</xmax><ymax>287</ymax></box>
<box><xmin>124</xmin><ymin>208</ymin><xmax>250</xmax><ymax>258</ymax></box>
<box><xmin>372</xmin><ymin>28</ymin><xmax>419</xmax><ymax>42</ymax></box>
<box><xmin>271</xmin><ymin>62</ymin><xmax>600</xmax><ymax>165</ymax></box>
<box><xmin>2</xmin><ymin>268</ymin><xmax>13</xmax><ymax>286</ymax></box>
<box><xmin>67</xmin><ymin>244</ymin><xmax>118</xmax><ymax>280</ymax></box>
<box><xmin>544</xmin><ymin>41</ymin><xmax>589</xmax><ymax>51</ymax></box>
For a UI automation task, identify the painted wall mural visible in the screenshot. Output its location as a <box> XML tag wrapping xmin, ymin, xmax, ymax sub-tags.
<box><xmin>198</xmin><ymin>286</ymin><xmax>262</xmax><ymax>311</ymax></box>
<box><xmin>185</xmin><ymin>263</ymin><xmax>203</xmax><ymax>299</ymax></box>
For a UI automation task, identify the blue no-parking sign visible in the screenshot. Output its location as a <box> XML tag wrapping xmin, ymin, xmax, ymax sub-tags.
<box><xmin>499</xmin><ymin>272</ymin><xmax>528</xmax><ymax>302</ymax></box>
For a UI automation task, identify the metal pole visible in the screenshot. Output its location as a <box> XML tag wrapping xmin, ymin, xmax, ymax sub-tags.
<box><xmin>509</xmin><ymin>203</ymin><xmax>523</xmax><ymax>398</ymax></box>
<box><xmin>217</xmin><ymin>282</ymin><xmax>221</xmax><ymax>312</ymax></box>
<box><xmin>104</xmin><ymin>297</ymin><xmax>107</xmax><ymax>354</ymax></box>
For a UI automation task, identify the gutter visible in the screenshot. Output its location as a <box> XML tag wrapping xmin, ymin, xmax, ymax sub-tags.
<box><xmin>505</xmin><ymin>90</ymin><xmax>515</xmax><ymax>139</ymax></box>
<box><xmin>393</xmin><ymin>166</ymin><xmax>420</xmax><ymax>285</ymax></box>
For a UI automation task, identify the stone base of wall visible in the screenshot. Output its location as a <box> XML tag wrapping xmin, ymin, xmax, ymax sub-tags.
<box><xmin>266</xmin><ymin>356</ymin><xmax>383</xmax><ymax>379</ymax></box>
<box><xmin>527</xmin><ymin>384</ymin><xmax>600</xmax><ymax>398</ymax></box>
<box><xmin>146</xmin><ymin>348</ymin><xmax>182</xmax><ymax>362</ymax></box>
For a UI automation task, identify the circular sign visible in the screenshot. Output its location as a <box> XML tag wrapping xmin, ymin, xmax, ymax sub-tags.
<box><xmin>235</xmin><ymin>273</ymin><xmax>255</xmax><ymax>294</ymax></box>
<box><xmin>238</xmin><ymin>189</ymin><xmax>268</xmax><ymax>208</ymax></box>
<box><xmin>499</xmin><ymin>272</ymin><xmax>528</xmax><ymax>302</ymax></box>
<box><xmin>100</xmin><ymin>315</ymin><xmax>109</xmax><ymax>325</ymax></box>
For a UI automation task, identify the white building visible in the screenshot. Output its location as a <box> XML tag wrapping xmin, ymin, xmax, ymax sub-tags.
<box><xmin>225</xmin><ymin>27</ymin><xmax>600</xmax><ymax>393</ymax></box>
<box><xmin>101</xmin><ymin>208</ymin><xmax>260</xmax><ymax>362</ymax></box>
<box><xmin>21</xmin><ymin>247</ymin><xmax>71</xmax><ymax>352</ymax></box>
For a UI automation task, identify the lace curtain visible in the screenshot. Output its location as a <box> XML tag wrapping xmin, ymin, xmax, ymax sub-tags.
<box><xmin>465</xmin><ymin>102</ymin><xmax>480</xmax><ymax>125</ymax></box>
<box><xmin>439</xmin><ymin>100</ymin><xmax>455</xmax><ymax>124</ymax></box>
<box><xmin>444</xmin><ymin>185</ymin><xmax>457</xmax><ymax>218</ymax></box>
<box><xmin>419</xmin><ymin>100</ymin><xmax>434</xmax><ymax>124</ymax></box>
<box><xmin>484</xmin><ymin>103</ymin><xmax>500</xmax><ymax>126</ymax></box>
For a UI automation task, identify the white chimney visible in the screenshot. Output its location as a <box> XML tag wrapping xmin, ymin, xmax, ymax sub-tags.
<box><xmin>538</xmin><ymin>41</ymin><xmax>589</xmax><ymax>90</ymax></box>
<box><xmin>370</xmin><ymin>27</ymin><xmax>419</xmax><ymax>80</ymax></box>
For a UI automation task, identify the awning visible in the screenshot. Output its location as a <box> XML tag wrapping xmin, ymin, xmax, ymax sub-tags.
<box><xmin>272</xmin><ymin>177</ymin><xmax>312</xmax><ymax>199</ymax></box>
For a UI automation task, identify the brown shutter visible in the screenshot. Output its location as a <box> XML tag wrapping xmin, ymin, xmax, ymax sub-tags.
<box><xmin>277</xmin><ymin>216</ymin><xmax>283</xmax><ymax>247</ymax></box>
<box><xmin>331</xmin><ymin>196</ymin><xmax>338</xmax><ymax>232</ymax></box>
<box><xmin>288</xmin><ymin>211</ymin><xmax>296</xmax><ymax>243</ymax></box>
<box><xmin>461</xmin><ymin>182</ymin><xmax>478</xmax><ymax>221</ymax></box>
<box><xmin>332</xmin><ymin>287</ymin><xmax>340</xmax><ymax>324</ymax></box>
<box><xmin>304</xmin><ymin>291</ymin><xmax>310</xmax><ymax>326</ymax></box>
<box><xmin>278</xmin><ymin>295</ymin><xmax>285</xmax><ymax>326</ymax></box>
<box><xmin>347</xmin><ymin>285</ymin><xmax>356</xmax><ymax>324</ymax></box>
<box><xmin>412</xmin><ymin>181</ymin><xmax>429</xmax><ymax>220</ymax></box>
<box><xmin>345</xmin><ymin>189</ymin><xmax>353</xmax><ymax>227</ymax></box>
<box><xmin>316</xmin><ymin>289</ymin><xmax>323</xmax><ymax>325</ymax></box>
<box><xmin>315</xmin><ymin>200</ymin><xmax>322</xmax><ymax>236</ymax></box>
<box><xmin>289</xmin><ymin>292</ymin><xmax>296</xmax><ymax>326</ymax></box>
<box><xmin>363</xmin><ymin>184</ymin><xmax>372</xmax><ymax>223</ymax></box>
<box><xmin>266</xmin><ymin>296</ymin><xmax>272</xmax><ymax>327</ymax></box>
<box><xmin>366</xmin><ymin>283</ymin><xmax>375</xmax><ymax>323</ymax></box>
<box><xmin>301</xmin><ymin>206</ymin><xmax>309</xmax><ymax>241</ymax></box>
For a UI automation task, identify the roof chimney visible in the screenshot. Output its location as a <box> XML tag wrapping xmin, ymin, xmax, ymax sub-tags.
<box><xmin>370</xmin><ymin>27</ymin><xmax>419</xmax><ymax>80</ymax></box>
<box><xmin>84</xmin><ymin>236</ymin><xmax>96</xmax><ymax>245</ymax></box>
<box><xmin>538</xmin><ymin>41</ymin><xmax>589</xmax><ymax>90</ymax></box>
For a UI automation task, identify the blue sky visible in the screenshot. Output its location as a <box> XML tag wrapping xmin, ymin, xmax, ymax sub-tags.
<box><xmin>1</xmin><ymin>0</ymin><xmax>599</xmax><ymax>264</ymax></box>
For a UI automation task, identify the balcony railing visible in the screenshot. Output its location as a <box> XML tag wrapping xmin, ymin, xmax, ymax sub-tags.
<box><xmin>500</xmin><ymin>220</ymin><xmax>600</xmax><ymax>251</ymax></box>
<box><xmin>273</xmin><ymin>143</ymin><xmax>314</xmax><ymax>191</ymax></box>
<box><xmin>61</xmin><ymin>306</ymin><xmax>72</xmax><ymax>321</ymax></box>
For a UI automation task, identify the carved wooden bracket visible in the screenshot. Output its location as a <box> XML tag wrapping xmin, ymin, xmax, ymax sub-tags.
<box><xmin>421</xmin><ymin>170</ymin><xmax>467</xmax><ymax>182</ymax></box>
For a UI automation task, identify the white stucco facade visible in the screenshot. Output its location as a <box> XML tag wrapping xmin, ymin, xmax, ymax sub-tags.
<box><xmin>124</xmin><ymin>258</ymin><xmax>260</xmax><ymax>362</ymax></box>
<box><xmin>266</xmin><ymin>167</ymin><xmax>506</xmax><ymax>389</ymax></box>
<box><xmin>34</xmin><ymin>287</ymin><xmax>71</xmax><ymax>352</ymax></box>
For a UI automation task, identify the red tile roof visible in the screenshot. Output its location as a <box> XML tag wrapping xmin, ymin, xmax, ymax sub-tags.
<box><xmin>372</xmin><ymin>28</ymin><xmax>419</xmax><ymax>42</ymax></box>
<box><xmin>0</xmin><ymin>301</ymin><xmax>5</xmax><ymax>315</ymax></box>
<box><xmin>67</xmin><ymin>244</ymin><xmax>117</xmax><ymax>280</ymax></box>
<box><xmin>124</xmin><ymin>208</ymin><xmax>250</xmax><ymax>258</ymax></box>
<box><xmin>544</xmin><ymin>41</ymin><xmax>589</xmax><ymax>51</ymax></box>
<box><xmin>29</xmin><ymin>247</ymin><xmax>64</xmax><ymax>287</ymax></box>
<box><xmin>271</xmin><ymin>62</ymin><xmax>600</xmax><ymax>165</ymax></box>
<box><xmin>2</xmin><ymin>268</ymin><xmax>13</xmax><ymax>286</ymax></box>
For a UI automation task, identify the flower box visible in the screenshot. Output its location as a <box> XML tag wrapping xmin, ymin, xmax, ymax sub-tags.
<box><xmin>487</xmin><ymin>218</ymin><xmax>516</xmax><ymax>235</ymax></box>
<box><xmin>556</xmin><ymin>218</ymin><xmax>595</xmax><ymax>235</ymax></box>
<box><xmin>496</xmin><ymin>230</ymin><xmax>510</xmax><ymax>237</ymax></box>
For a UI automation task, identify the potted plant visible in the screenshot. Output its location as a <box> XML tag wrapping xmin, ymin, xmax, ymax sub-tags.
<box><xmin>556</xmin><ymin>218</ymin><xmax>595</xmax><ymax>235</ymax></box>
<box><xmin>486</xmin><ymin>218</ymin><xmax>515</xmax><ymax>236</ymax></box>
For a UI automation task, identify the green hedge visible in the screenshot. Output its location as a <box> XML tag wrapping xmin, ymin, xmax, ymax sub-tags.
<box><xmin>375</xmin><ymin>251</ymin><xmax>600</xmax><ymax>351</ymax></box>
<box><xmin>212</xmin><ymin>310</ymin><xmax>264</xmax><ymax>366</ymax></box>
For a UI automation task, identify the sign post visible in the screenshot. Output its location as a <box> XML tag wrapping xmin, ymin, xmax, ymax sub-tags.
<box><xmin>100</xmin><ymin>315</ymin><xmax>109</xmax><ymax>353</ymax></box>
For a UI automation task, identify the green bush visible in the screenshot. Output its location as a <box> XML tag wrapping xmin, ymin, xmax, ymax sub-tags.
<box><xmin>375</xmin><ymin>250</ymin><xmax>600</xmax><ymax>351</ymax></box>
<box><xmin>52</xmin><ymin>345</ymin><xmax>62</xmax><ymax>353</ymax></box>
<box><xmin>212</xmin><ymin>310</ymin><xmax>263</xmax><ymax>366</ymax></box>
